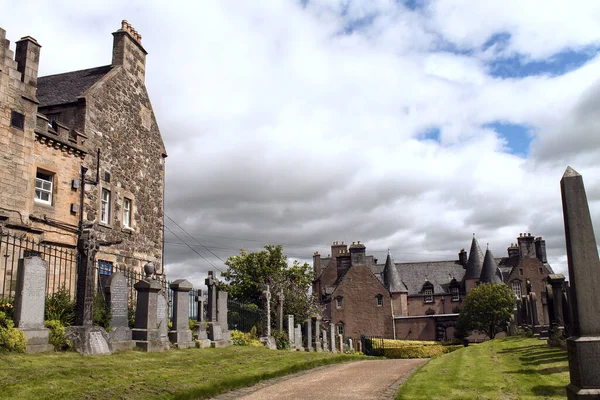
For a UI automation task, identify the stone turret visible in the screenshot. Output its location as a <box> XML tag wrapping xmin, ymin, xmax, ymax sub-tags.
<box><xmin>383</xmin><ymin>250</ymin><xmax>405</xmax><ymax>294</ymax></box>
<box><xmin>480</xmin><ymin>248</ymin><xmax>502</xmax><ymax>284</ymax></box>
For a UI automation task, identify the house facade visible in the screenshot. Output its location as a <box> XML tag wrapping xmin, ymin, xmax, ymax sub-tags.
<box><xmin>313</xmin><ymin>233</ymin><xmax>554</xmax><ymax>341</ymax></box>
<box><xmin>0</xmin><ymin>21</ymin><xmax>166</xmax><ymax>297</ymax></box>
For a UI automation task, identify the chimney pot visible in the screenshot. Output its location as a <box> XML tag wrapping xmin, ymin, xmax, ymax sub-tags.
<box><xmin>121</xmin><ymin>20</ymin><xmax>128</xmax><ymax>30</ymax></box>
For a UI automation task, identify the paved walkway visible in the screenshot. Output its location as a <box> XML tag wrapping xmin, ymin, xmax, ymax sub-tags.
<box><xmin>212</xmin><ymin>359</ymin><xmax>427</xmax><ymax>400</ymax></box>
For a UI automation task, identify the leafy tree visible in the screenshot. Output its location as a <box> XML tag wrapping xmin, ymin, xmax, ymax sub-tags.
<box><xmin>222</xmin><ymin>245</ymin><xmax>321</xmax><ymax>324</ymax></box>
<box><xmin>458</xmin><ymin>283</ymin><xmax>514</xmax><ymax>339</ymax></box>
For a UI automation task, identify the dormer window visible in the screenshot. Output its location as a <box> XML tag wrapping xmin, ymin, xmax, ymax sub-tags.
<box><xmin>335</xmin><ymin>296</ymin><xmax>343</xmax><ymax>309</ymax></box>
<box><xmin>451</xmin><ymin>287</ymin><xmax>460</xmax><ymax>302</ymax></box>
<box><xmin>376</xmin><ymin>294</ymin><xmax>383</xmax><ymax>307</ymax></box>
<box><xmin>422</xmin><ymin>281</ymin><xmax>434</xmax><ymax>303</ymax></box>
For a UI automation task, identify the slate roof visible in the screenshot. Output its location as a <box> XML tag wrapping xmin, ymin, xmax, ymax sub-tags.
<box><xmin>37</xmin><ymin>65</ymin><xmax>113</xmax><ymax>107</ymax></box>
<box><xmin>371</xmin><ymin>260</ymin><xmax>466</xmax><ymax>295</ymax></box>
<box><xmin>464</xmin><ymin>237</ymin><xmax>484</xmax><ymax>280</ymax></box>
<box><xmin>383</xmin><ymin>251</ymin><xmax>407</xmax><ymax>293</ymax></box>
<box><xmin>480</xmin><ymin>249</ymin><xmax>503</xmax><ymax>284</ymax></box>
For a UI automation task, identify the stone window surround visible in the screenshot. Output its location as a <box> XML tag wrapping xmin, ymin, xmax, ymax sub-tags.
<box><xmin>376</xmin><ymin>294</ymin><xmax>383</xmax><ymax>307</ymax></box>
<box><xmin>10</xmin><ymin>110</ymin><xmax>25</xmax><ymax>130</ymax></box>
<box><xmin>98</xmin><ymin>183</ymin><xmax>136</xmax><ymax>232</ymax></box>
<box><xmin>100</xmin><ymin>187</ymin><xmax>112</xmax><ymax>225</ymax></box>
<box><xmin>123</xmin><ymin>197</ymin><xmax>132</xmax><ymax>228</ymax></box>
<box><xmin>511</xmin><ymin>279</ymin><xmax>522</xmax><ymax>298</ymax></box>
<box><xmin>337</xmin><ymin>322</ymin><xmax>344</xmax><ymax>335</ymax></box>
<box><xmin>335</xmin><ymin>296</ymin><xmax>343</xmax><ymax>309</ymax></box>
<box><xmin>424</xmin><ymin>289</ymin><xmax>434</xmax><ymax>303</ymax></box>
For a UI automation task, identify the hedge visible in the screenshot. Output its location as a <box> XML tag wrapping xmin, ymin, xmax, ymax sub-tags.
<box><xmin>383</xmin><ymin>344</ymin><xmax>462</xmax><ymax>359</ymax></box>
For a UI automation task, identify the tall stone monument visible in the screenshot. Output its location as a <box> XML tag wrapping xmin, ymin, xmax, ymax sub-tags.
<box><xmin>287</xmin><ymin>314</ymin><xmax>295</xmax><ymax>350</ymax></box>
<box><xmin>66</xmin><ymin>229</ymin><xmax>111</xmax><ymax>355</ymax></box>
<box><xmin>205</xmin><ymin>271</ymin><xmax>232</xmax><ymax>348</ymax></box>
<box><xmin>13</xmin><ymin>256</ymin><xmax>53</xmax><ymax>353</ymax></box>
<box><xmin>305</xmin><ymin>318</ymin><xmax>313</xmax><ymax>352</ymax></box>
<box><xmin>104</xmin><ymin>272</ymin><xmax>134</xmax><ymax>351</ymax></box>
<box><xmin>314</xmin><ymin>316</ymin><xmax>322</xmax><ymax>352</ymax></box>
<box><xmin>132</xmin><ymin>269</ymin><xmax>163</xmax><ymax>352</ymax></box>
<box><xmin>260</xmin><ymin>283</ymin><xmax>276</xmax><ymax>349</ymax></box>
<box><xmin>276</xmin><ymin>289</ymin><xmax>284</xmax><ymax>332</ymax></box>
<box><xmin>195</xmin><ymin>289</ymin><xmax>211</xmax><ymax>348</ymax></box>
<box><xmin>169</xmin><ymin>279</ymin><xmax>195</xmax><ymax>349</ymax></box>
<box><xmin>156</xmin><ymin>290</ymin><xmax>170</xmax><ymax>350</ymax></box>
<box><xmin>560</xmin><ymin>166</ymin><xmax>600</xmax><ymax>399</ymax></box>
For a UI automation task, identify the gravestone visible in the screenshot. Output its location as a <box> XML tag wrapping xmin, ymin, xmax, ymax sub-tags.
<box><xmin>314</xmin><ymin>316</ymin><xmax>322</xmax><ymax>352</ymax></box>
<box><xmin>348</xmin><ymin>338</ymin><xmax>353</xmax><ymax>353</ymax></box>
<box><xmin>13</xmin><ymin>256</ymin><xmax>53</xmax><ymax>353</ymax></box>
<box><xmin>560</xmin><ymin>167</ymin><xmax>600</xmax><ymax>399</ymax></box>
<box><xmin>339</xmin><ymin>334</ymin><xmax>344</xmax><ymax>353</ymax></box>
<box><xmin>157</xmin><ymin>291</ymin><xmax>170</xmax><ymax>350</ymax></box>
<box><xmin>287</xmin><ymin>314</ymin><xmax>295</xmax><ymax>350</ymax></box>
<box><xmin>548</xmin><ymin>274</ymin><xmax>566</xmax><ymax>327</ymax></box>
<box><xmin>294</xmin><ymin>324</ymin><xmax>304</xmax><ymax>351</ymax></box>
<box><xmin>305</xmin><ymin>319</ymin><xmax>313</xmax><ymax>352</ymax></box>
<box><xmin>195</xmin><ymin>289</ymin><xmax>211</xmax><ymax>348</ymax></box>
<box><xmin>329</xmin><ymin>323</ymin><xmax>336</xmax><ymax>353</ymax></box>
<box><xmin>212</xmin><ymin>289</ymin><xmax>232</xmax><ymax>348</ymax></box>
<box><xmin>104</xmin><ymin>272</ymin><xmax>134</xmax><ymax>351</ymax></box>
<box><xmin>169</xmin><ymin>279</ymin><xmax>195</xmax><ymax>349</ymax></box>
<box><xmin>322</xmin><ymin>328</ymin><xmax>328</xmax><ymax>352</ymax></box>
<box><xmin>131</xmin><ymin>279</ymin><xmax>163</xmax><ymax>352</ymax></box>
<box><xmin>530</xmin><ymin>293</ymin><xmax>541</xmax><ymax>333</ymax></box>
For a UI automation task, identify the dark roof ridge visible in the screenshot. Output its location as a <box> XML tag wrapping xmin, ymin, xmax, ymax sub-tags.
<box><xmin>38</xmin><ymin>64</ymin><xmax>112</xmax><ymax>79</ymax></box>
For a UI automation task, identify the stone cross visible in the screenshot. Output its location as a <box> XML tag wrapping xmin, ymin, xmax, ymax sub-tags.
<box><xmin>75</xmin><ymin>229</ymin><xmax>99</xmax><ymax>326</ymax></box>
<box><xmin>276</xmin><ymin>289</ymin><xmax>284</xmax><ymax>332</ymax></box>
<box><xmin>205</xmin><ymin>271</ymin><xmax>217</xmax><ymax>322</ymax></box>
<box><xmin>560</xmin><ymin>167</ymin><xmax>600</xmax><ymax>398</ymax></box>
<box><xmin>196</xmin><ymin>289</ymin><xmax>204</xmax><ymax>322</ymax></box>
<box><xmin>263</xmin><ymin>284</ymin><xmax>272</xmax><ymax>337</ymax></box>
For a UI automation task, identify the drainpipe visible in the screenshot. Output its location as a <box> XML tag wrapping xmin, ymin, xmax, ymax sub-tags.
<box><xmin>390</xmin><ymin>294</ymin><xmax>396</xmax><ymax>340</ymax></box>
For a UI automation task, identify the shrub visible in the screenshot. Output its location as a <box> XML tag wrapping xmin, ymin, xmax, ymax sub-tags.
<box><xmin>128</xmin><ymin>305</ymin><xmax>135</xmax><ymax>328</ymax></box>
<box><xmin>45</xmin><ymin>288</ymin><xmax>75</xmax><ymax>326</ymax></box>
<box><xmin>425</xmin><ymin>308</ymin><xmax>436</xmax><ymax>315</ymax></box>
<box><xmin>231</xmin><ymin>329</ymin><xmax>263</xmax><ymax>347</ymax></box>
<box><xmin>93</xmin><ymin>292</ymin><xmax>111</xmax><ymax>329</ymax></box>
<box><xmin>188</xmin><ymin>319</ymin><xmax>196</xmax><ymax>332</ymax></box>
<box><xmin>44</xmin><ymin>320</ymin><xmax>72</xmax><ymax>351</ymax></box>
<box><xmin>383</xmin><ymin>344</ymin><xmax>462</xmax><ymax>359</ymax></box>
<box><xmin>0</xmin><ymin>297</ymin><xmax>15</xmax><ymax>320</ymax></box>
<box><xmin>272</xmin><ymin>329</ymin><xmax>289</xmax><ymax>350</ymax></box>
<box><xmin>0</xmin><ymin>311</ymin><xmax>26</xmax><ymax>353</ymax></box>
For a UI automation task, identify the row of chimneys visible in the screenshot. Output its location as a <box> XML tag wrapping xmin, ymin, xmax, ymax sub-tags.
<box><xmin>458</xmin><ymin>234</ymin><xmax>547</xmax><ymax>266</ymax></box>
<box><xmin>120</xmin><ymin>20</ymin><xmax>142</xmax><ymax>43</ymax></box>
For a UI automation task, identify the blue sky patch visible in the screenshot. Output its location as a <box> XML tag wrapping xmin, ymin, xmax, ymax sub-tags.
<box><xmin>482</xmin><ymin>32</ymin><xmax>511</xmax><ymax>53</ymax></box>
<box><xmin>484</xmin><ymin>122</ymin><xmax>533</xmax><ymax>155</ymax></box>
<box><xmin>488</xmin><ymin>47</ymin><xmax>599</xmax><ymax>78</ymax></box>
<box><xmin>418</xmin><ymin>127</ymin><xmax>441</xmax><ymax>143</ymax></box>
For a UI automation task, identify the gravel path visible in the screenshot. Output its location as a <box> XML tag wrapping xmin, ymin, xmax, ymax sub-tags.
<box><xmin>212</xmin><ymin>359</ymin><xmax>427</xmax><ymax>400</ymax></box>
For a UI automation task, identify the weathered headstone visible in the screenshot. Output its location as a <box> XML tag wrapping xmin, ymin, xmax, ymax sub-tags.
<box><xmin>104</xmin><ymin>272</ymin><xmax>134</xmax><ymax>351</ymax></box>
<box><xmin>212</xmin><ymin>289</ymin><xmax>232</xmax><ymax>348</ymax></box>
<box><xmin>348</xmin><ymin>338</ymin><xmax>353</xmax><ymax>353</ymax></box>
<box><xmin>157</xmin><ymin>290</ymin><xmax>170</xmax><ymax>350</ymax></box>
<box><xmin>294</xmin><ymin>324</ymin><xmax>304</xmax><ymax>351</ymax></box>
<box><xmin>287</xmin><ymin>314</ymin><xmax>295</xmax><ymax>350</ymax></box>
<box><xmin>339</xmin><ymin>334</ymin><xmax>344</xmax><ymax>353</ymax></box>
<box><xmin>560</xmin><ymin>167</ymin><xmax>600</xmax><ymax>399</ymax></box>
<box><xmin>530</xmin><ymin>292</ymin><xmax>540</xmax><ymax>330</ymax></box>
<box><xmin>305</xmin><ymin>319</ymin><xmax>313</xmax><ymax>352</ymax></box>
<box><xmin>194</xmin><ymin>289</ymin><xmax>211</xmax><ymax>348</ymax></box>
<box><xmin>131</xmin><ymin>279</ymin><xmax>163</xmax><ymax>352</ymax></box>
<box><xmin>329</xmin><ymin>323</ymin><xmax>336</xmax><ymax>353</ymax></box>
<box><xmin>13</xmin><ymin>256</ymin><xmax>53</xmax><ymax>353</ymax></box>
<box><xmin>314</xmin><ymin>316</ymin><xmax>322</xmax><ymax>352</ymax></box>
<box><xmin>169</xmin><ymin>279</ymin><xmax>194</xmax><ymax>349</ymax></box>
<box><xmin>548</xmin><ymin>274</ymin><xmax>566</xmax><ymax>327</ymax></box>
<box><xmin>322</xmin><ymin>328</ymin><xmax>328</xmax><ymax>352</ymax></box>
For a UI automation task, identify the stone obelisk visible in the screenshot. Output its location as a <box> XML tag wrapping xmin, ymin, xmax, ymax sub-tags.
<box><xmin>560</xmin><ymin>166</ymin><xmax>600</xmax><ymax>399</ymax></box>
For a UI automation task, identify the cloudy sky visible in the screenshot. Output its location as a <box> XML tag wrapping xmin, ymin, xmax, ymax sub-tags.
<box><xmin>3</xmin><ymin>0</ymin><xmax>600</xmax><ymax>287</ymax></box>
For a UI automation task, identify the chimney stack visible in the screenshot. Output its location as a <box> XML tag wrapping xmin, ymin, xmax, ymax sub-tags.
<box><xmin>112</xmin><ymin>20</ymin><xmax>147</xmax><ymax>80</ymax></box>
<box><xmin>517</xmin><ymin>232</ymin><xmax>536</xmax><ymax>259</ymax></box>
<box><xmin>534</xmin><ymin>237</ymin><xmax>547</xmax><ymax>263</ymax></box>
<box><xmin>15</xmin><ymin>36</ymin><xmax>41</xmax><ymax>88</ymax></box>
<box><xmin>507</xmin><ymin>243</ymin><xmax>520</xmax><ymax>258</ymax></box>
<box><xmin>458</xmin><ymin>248</ymin><xmax>467</xmax><ymax>268</ymax></box>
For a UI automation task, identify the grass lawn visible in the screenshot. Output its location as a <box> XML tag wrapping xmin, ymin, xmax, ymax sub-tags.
<box><xmin>0</xmin><ymin>346</ymin><xmax>365</xmax><ymax>399</ymax></box>
<box><xmin>397</xmin><ymin>336</ymin><xmax>569</xmax><ymax>400</ymax></box>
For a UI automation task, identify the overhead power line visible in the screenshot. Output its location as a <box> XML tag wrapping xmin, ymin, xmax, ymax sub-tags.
<box><xmin>163</xmin><ymin>224</ymin><xmax>222</xmax><ymax>273</ymax></box>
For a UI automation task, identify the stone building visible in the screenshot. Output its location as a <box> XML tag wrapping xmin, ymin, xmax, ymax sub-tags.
<box><xmin>313</xmin><ymin>233</ymin><xmax>554</xmax><ymax>341</ymax></box>
<box><xmin>0</xmin><ymin>21</ymin><xmax>166</xmax><ymax>296</ymax></box>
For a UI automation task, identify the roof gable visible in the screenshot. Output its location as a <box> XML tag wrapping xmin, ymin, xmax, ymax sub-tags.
<box><xmin>37</xmin><ymin>65</ymin><xmax>112</xmax><ymax>107</ymax></box>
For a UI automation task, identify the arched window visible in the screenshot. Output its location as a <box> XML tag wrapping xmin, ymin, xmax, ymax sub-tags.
<box><xmin>376</xmin><ymin>294</ymin><xmax>384</xmax><ymax>307</ymax></box>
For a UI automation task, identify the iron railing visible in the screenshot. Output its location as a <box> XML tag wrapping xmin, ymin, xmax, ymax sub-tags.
<box><xmin>227</xmin><ymin>298</ymin><xmax>261</xmax><ymax>333</ymax></box>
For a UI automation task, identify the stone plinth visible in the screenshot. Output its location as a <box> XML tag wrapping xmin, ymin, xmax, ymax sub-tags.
<box><xmin>13</xmin><ymin>257</ymin><xmax>53</xmax><ymax>353</ymax></box>
<box><xmin>168</xmin><ymin>279</ymin><xmax>194</xmax><ymax>349</ymax></box>
<box><xmin>132</xmin><ymin>279</ymin><xmax>164</xmax><ymax>352</ymax></box>
<box><xmin>560</xmin><ymin>167</ymin><xmax>600</xmax><ymax>399</ymax></box>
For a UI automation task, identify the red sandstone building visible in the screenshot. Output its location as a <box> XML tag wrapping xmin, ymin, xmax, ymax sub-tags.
<box><xmin>312</xmin><ymin>233</ymin><xmax>554</xmax><ymax>341</ymax></box>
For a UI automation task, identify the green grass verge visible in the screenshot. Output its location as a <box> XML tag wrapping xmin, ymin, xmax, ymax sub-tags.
<box><xmin>0</xmin><ymin>347</ymin><xmax>366</xmax><ymax>399</ymax></box>
<box><xmin>396</xmin><ymin>336</ymin><xmax>569</xmax><ymax>400</ymax></box>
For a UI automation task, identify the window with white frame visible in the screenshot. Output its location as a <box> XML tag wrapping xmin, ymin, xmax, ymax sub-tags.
<box><xmin>424</xmin><ymin>288</ymin><xmax>433</xmax><ymax>303</ymax></box>
<box><xmin>35</xmin><ymin>171</ymin><xmax>53</xmax><ymax>204</ymax></box>
<box><xmin>451</xmin><ymin>287</ymin><xmax>460</xmax><ymax>302</ymax></box>
<box><xmin>376</xmin><ymin>294</ymin><xmax>383</xmax><ymax>307</ymax></box>
<box><xmin>337</xmin><ymin>322</ymin><xmax>344</xmax><ymax>335</ymax></box>
<box><xmin>335</xmin><ymin>296</ymin><xmax>343</xmax><ymax>309</ymax></box>
<box><xmin>511</xmin><ymin>280</ymin><xmax>522</xmax><ymax>299</ymax></box>
<box><xmin>123</xmin><ymin>197</ymin><xmax>132</xmax><ymax>228</ymax></box>
<box><xmin>100</xmin><ymin>188</ymin><xmax>111</xmax><ymax>224</ymax></box>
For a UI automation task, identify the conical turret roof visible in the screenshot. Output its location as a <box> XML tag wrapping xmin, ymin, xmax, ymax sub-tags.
<box><xmin>464</xmin><ymin>236</ymin><xmax>484</xmax><ymax>280</ymax></box>
<box><xmin>480</xmin><ymin>248</ymin><xmax>503</xmax><ymax>284</ymax></box>
<box><xmin>384</xmin><ymin>250</ymin><xmax>406</xmax><ymax>293</ymax></box>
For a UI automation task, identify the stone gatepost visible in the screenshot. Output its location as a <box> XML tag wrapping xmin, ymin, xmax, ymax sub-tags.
<box><xmin>13</xmin><ymin>256</ymin><xmax>53</xmax><ymax>353</ymax></box>
<box><xmin>168</xmin><ymin>279</ymin><xmax>194</xmax><ymax>349</ymax></box>
<box><xmin>305</xmin><ymin>319</ymin><xmax>313</xmax><ymax>352</ymax></box>
<box><xmin>314</xmin><ymin>317</ymin><xmax>322</xmax><ymax>352</ymax></box>
<box><xmin>287</xmin><ymin>314</ymin><xmax>295</xmax><ymax>350</ymax></box>
<box><xmin>560</xmin><ymin>167</ymin><xmax>600</xmax><ymax>399</ymax></box>
<box><xmin>548</xmin><ymin>274</ymin><xmax>566</xmax><ymax>327</ymax></box>
<box><xmin>329</xmin><ymin>323</ymin><xmax>336</xmax><ymax>353</ymax></box>
<box><xmin>105</xmin><ymin>271</ymin><xmax>134</xmax><ymax>351</ymax></box>
<box><xmin>132</xmin><ymin>279</ymin><xmax>163</xmax><ymax>352</ymax></box>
